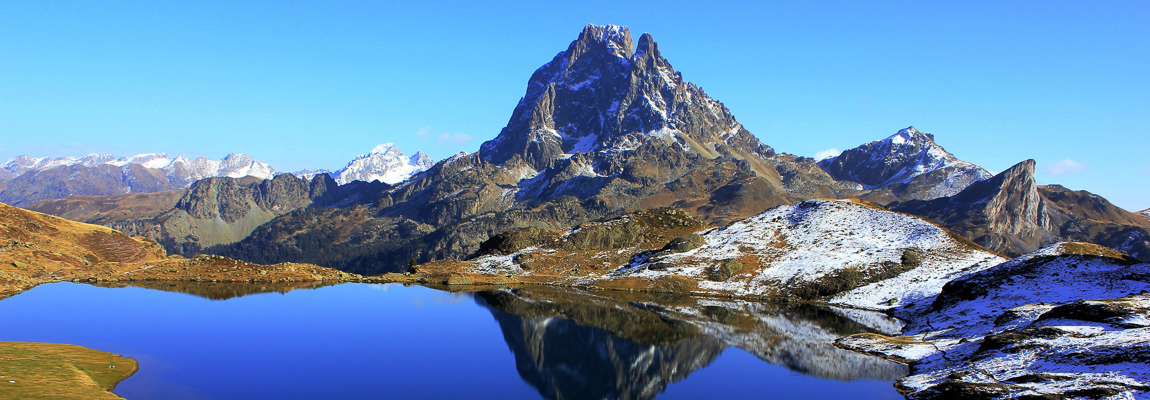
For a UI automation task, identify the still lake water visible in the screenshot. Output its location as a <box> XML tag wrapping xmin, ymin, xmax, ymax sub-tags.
<box><xmin>0</xmin><ymin>282</ymin><xmax>905</xmax><ymax>399</ymax></box>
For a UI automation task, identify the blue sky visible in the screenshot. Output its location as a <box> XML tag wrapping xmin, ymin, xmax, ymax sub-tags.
<box><xmin>2</xmin><ymin>1</ymin><xmax>1147</xmax><ymax>210</ymax></box>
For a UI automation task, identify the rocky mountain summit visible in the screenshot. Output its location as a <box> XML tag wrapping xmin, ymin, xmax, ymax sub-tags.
<box><xmin>218</xmin><ymin>24</ymin><xmax>855</xmax><ymax>274</ymax></box>
<box><xmin>820</xmin><ymin>126</ymin><xmax>991</xmax><ymax>202</ymax></box>
<box><xmin>0</xmin><ymin>152</ymin><xmax>276</xmax><ymax>206</ymax></box>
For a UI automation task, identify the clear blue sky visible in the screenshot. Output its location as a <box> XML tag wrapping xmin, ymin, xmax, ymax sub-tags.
<box><xmin>2</xmin><ymin>1</ymin><xmax>1147</xmax><ymax>210</ymax></box>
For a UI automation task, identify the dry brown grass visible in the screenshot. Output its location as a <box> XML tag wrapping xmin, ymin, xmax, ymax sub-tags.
<box><xmin>0</xmin><ymin>202</ymin><xmax>362</xmax><ymax>298</ymax></box>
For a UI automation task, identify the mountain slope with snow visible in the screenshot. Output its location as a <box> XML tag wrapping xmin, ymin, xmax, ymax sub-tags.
<box><xmin>619</xmin><ymin>199</ymin><xmax>1005</xmax><ymax>301</ymax></box>
<box><xmin>838</xmin><ymin>243</ymin><xmax>1150</xmax><ymax>400</ymax></box>
<box><xmin>461</xmin><ymin>199</ymin><xmax>1004</xmax><ymax>303</ymax></box>
<box><xmin>820</xmin><ymin>127</ymin><xmax>991</xmax><ymax>201</ymax></box>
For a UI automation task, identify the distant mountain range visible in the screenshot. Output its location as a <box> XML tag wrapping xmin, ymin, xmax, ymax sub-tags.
<box><xmin>0</xmin><ymin>144</ymin><xmax>432</xmax><ymax>207</ymax></box>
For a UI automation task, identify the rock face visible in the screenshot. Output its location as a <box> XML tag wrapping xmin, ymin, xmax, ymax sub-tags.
<box><xmin>110</xmin><ymin>174</ymin><xmax>337</xmax><ymax>255</ymax></box>
<box><xmin>890</xmin><ymin>159</ymin><xmax>1150</xmax><ymax>259</ymax></box>
<box><xmin>820</xmin><ymin>127</ymin><xmax>991</xmax><ymax>202</ymax></box>
<box><xmin>218</xmin><ymin>24</ymin><xmax>855</xmax><ymax>274</ymax></box>
<box><xmin>479</xmin><ymin>25</ymin><xmax>773</xmax><ymax>172</ymax></box>
<box><xmin>0</xmin><ymin>153</ymin><xmax>276</xmax><ymax>206</ymax></box>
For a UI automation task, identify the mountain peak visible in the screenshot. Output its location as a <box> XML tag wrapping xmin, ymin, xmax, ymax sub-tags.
<box><xmin>370</xmin><ymin>143</ymin><xmax>399</xmax><ymax>155</ymax></box>
<box><xmin>333</xmin><ymin>144</ymin><xmax>433</xmax><ymax>185</ymax></box>
<box><xmin>573</xmin><ymin>24</ymin><xmax>633</xmax><ymax>59</ymax></box>
<box><xmin>479</xmin><ymin>25</ymin><xmax>772</xmax><ymax>171</ymax></box>
<box><xmin>819</xmin><ymin>126</ymin><xmax>986</xmax><ymax>191</ymax></box>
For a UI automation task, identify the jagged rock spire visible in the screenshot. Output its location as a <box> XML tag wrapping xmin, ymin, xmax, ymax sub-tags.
<box><xmin>480</xmin><ymin>24</ymin><xmax>773</xmax><ymax>171</ymax></box>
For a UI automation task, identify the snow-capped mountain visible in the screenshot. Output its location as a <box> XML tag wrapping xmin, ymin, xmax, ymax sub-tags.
<box><xmin>2</xmin><ymin>152</ymin><xmax>276</xmax><ymax>187</ymax></box>
<box><xmin>0</xmin><ymin>152</ymin><xmax>277</xmax><ymax>206</ymax></box>
<box><xmin>1141</xmin><ymin>208</ymin><xmax>1150</xmax><ymax>218</ymax></box>
<box><xmin>819</xmin><ymin>127</ymin><xmax>991</xmax><ymax>199</ymax></box>
<box><xmin>328</xmin><ymin>143</ymin><xmax>433</xmax><ymax>185</ymax></box>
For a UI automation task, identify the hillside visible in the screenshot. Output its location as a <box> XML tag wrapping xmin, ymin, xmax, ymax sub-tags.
<box><xmin>0</xmin><ymin>202</ymin><xmax>359</xmax><ymax>299</ymax></box>
<box><xmin>25</xmin><ymin>189</ymin><xmax>186</xmax><ymax>224</ymax></box>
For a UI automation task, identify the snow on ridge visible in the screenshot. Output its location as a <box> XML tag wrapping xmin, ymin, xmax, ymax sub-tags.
<box><xmin>840</xmin><ymin>244</ymin><xmax>1150</xmax><ymax>400</ymax></box>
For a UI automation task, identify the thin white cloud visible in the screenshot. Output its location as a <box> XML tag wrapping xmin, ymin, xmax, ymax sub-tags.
<box><xmin>814</xmin><ymin>148</ymin><xmax>841</xmax><ymax>161</ymax></box>
<box><xmin>415</xmin><ymin>126</ymin><xmax>431</xmax><ymax>137</ymax></box>
<box><xmin>436</xmin><ymin>132</ymin><xmax>473</xmax><ymax>147</ymax></box>
<box><xmin>1045</xmin><ymin>158</ymin><xmax>1089</xmax><ymax>176</ymax></box>
<box><xmin>1139</xmin><ymin>168</ymin><xmax>1150</xmax><ymax>176</ymax></box>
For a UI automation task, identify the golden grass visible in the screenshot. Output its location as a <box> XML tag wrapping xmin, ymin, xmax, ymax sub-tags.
<box><xmin>0</xmin><ymin>342</ymin><xmax>137</xmax><ymax>400</ymax></box>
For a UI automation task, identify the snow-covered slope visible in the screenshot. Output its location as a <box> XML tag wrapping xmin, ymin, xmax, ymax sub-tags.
<box><xmin>2</xmin><ymin>152</ymin><xmax>277</xmax><ymax>188</ymax></box>
<box><xmin>618</xmin><ymin>200</ymin><xmax>1005</xmax><ymax>302</ymax></box>
<box><xmin>819</xmin><ymin>127</ymin><xmax>991</xmax><ymax>199</ymax></box>
<box><xmin>838</xmin><ymin>243</ymin><xmax>1150</xmax><ymax>400</ymax></box>
<box><xmin>328</xmin><ymin>143</ymin><xmax>433</xmax><ymax>185</ymax></box>
<box><xmin>465</xmin><ymin>199</ymin><xmax>1004</xmax><ymax>302</ymax></box>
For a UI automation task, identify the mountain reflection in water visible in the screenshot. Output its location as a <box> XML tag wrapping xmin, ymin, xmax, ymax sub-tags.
<box><xmin>477</xmin><ymin>287</ymin><xmax>907</xmax><ymax>400</ymax></box>
<box><xmin>89</xmin><ymin>280</ymin><xmax>339</xmax><ymax>300</ymax></box>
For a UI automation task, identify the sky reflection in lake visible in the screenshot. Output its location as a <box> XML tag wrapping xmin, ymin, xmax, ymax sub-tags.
<box><xmin>0</xmin><ymin>282</ymin><xmax>902</xmax><ymax>399</ymax></box>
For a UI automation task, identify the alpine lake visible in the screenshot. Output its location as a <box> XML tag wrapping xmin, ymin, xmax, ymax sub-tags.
<box><xmin>0</xmin><ymin>281</ymin><xmax>906</xmax><ymax>399</ymax></box>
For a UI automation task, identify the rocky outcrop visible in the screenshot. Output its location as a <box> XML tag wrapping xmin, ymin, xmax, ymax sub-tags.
<box><xmin>836</xmin><ymin>243</ymin><xmax>1150</xmax><ymax>400</ymax></box>
<box><xmin>891</xmin><ymin>160</ymin><xmax>1150</xmax><ymax>259</ymax></box>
